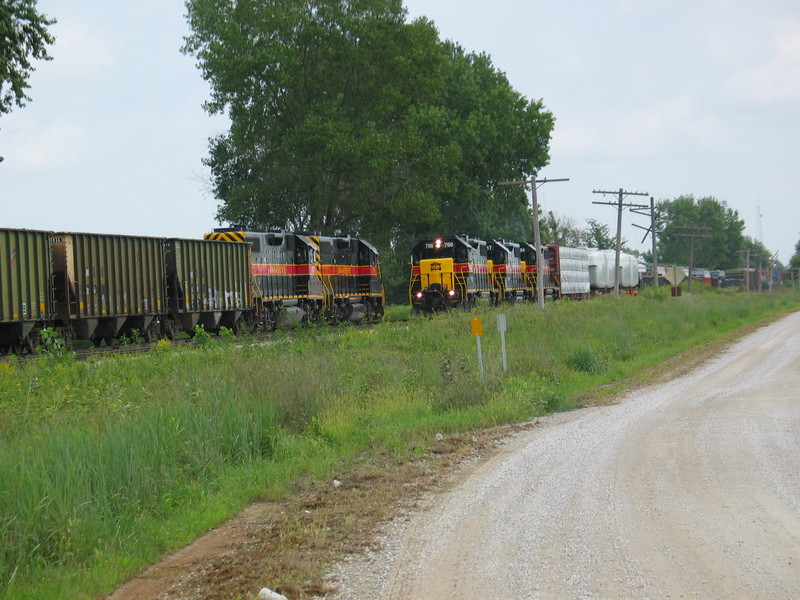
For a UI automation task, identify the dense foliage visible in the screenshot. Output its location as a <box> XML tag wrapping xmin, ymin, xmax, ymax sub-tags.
<box><xmin>0</xmin><ymin>0</ymin><xmax>55</xmax><ymax>117</ymax></box>
<box><xmin>183</xmin><ymin>0</ymin><xmax>554</xmax><ymax>301</ymax></box>
<box><xmin>656</xmin><ymin>195</ymin><xmax>746</xmax><ymax>270</ymax></box>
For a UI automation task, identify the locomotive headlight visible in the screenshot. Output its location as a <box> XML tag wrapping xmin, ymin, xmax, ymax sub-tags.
<box><xmin>435</xmin><ymin>238</ymin><xmax>442</xmax><ymax>249</ymax></box>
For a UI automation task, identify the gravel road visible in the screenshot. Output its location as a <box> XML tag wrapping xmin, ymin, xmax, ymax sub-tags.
<box><xmin>324</xmin><ymin>312</ymin><xmax>800</xmax><ymax>600</ymax></box>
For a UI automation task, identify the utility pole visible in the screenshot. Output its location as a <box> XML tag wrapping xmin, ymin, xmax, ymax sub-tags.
<box><xmin>499</xmin><ymin>175</ymin><xmax>569</xmax><ymax>309</ymax></box>
<box><xmin>632</xmin><ymin>196</ymin><xmax>661</xmax><ymax>288</ymax></box>
<box><xmin>668</xmin><ymin>226</ymin><xmax>711</xmax><ymax>294</ymax></box>
<box><xmin>768</xmin><ymin>252</ymin><xmax>779</xmax><ymax>292</ymax></box>
<box><xmin>737</xmin><ymin>248</ymin><xmax>757</xmax><ymax>291</ymax></box>
<box><xmin>592</xmin><ymin>188</ymin><xmax>649</xmax><ymax>296</ymax></box>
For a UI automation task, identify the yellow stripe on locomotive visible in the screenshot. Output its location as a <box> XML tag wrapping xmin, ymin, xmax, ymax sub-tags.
<box><xmin>203</xmin><ymin>231</ymin><xmax>246</xmax><ymax>243</ymax></box>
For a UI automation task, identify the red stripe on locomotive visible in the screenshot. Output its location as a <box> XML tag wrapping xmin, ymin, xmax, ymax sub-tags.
<box><xmin>252</xmin><ymin>264</ymin><xmax>319</xmax><ymax>276</ymax></box>
<box><xmin>320</xmin><ymin>265</ymin><xmax>378</xmax><ymax>276</ymax></box>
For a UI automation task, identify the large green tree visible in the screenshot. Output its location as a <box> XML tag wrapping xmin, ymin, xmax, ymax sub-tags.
<box><xmin>183</xmin><ymin>1</ymin><xmax>554</xmax><ymax>244</ymax></box>
<box><xmin>183</xmin><ymin>0</ymin><xmax>455</xmax><ymax>248</ymax></box>
<box><xmin>540</xmin><ymin>210</ymin><xmax>583</xmax><ymax>246</ymax></box>
<box><xmin>657</xmin><ymin>195</ymin><xmax>745</xmax><ymax>269</ymax></box>
<box><xmin>417</xmin><ymin>44</ymin><xmax>554</xmax><ymax>242</ymax></box>
<box><xmin>581</xmin><ymin>218</ymin><xmax>616</xmax><ymax>249</ymax></box>
<box><xmin>0</xmin><ymin>0</ymin><xmax>55</xmax><ymax>117</ymax></box>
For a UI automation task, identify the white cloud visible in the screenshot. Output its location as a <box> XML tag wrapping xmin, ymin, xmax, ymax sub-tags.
<box><xmin>6</xmin><ymin>123</ymin><xmax>92</xmax><ymax>171</ymax></box>
<box><xmin>46</xmin><ymin>21</ymin><xmax>117</xmax><ymax>80</ymax></box>
<box><xmin>729</xmin><ymin>20</ymin><xmax>800</xmax><ymax>103</ymax></box>
<box><xmin>553</xmin><ymin>96</ymin><xmax>722</xmax><ymax>163</ymax></box>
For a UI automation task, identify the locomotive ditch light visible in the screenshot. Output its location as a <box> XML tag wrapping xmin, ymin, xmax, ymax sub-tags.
<box><xmin>448</xmin><ymin>290</ymin><xmax>456</xmax><ymax>297</ymax></box>
<box><xmin>416</xmin><ymin>292</ymin><xmax>423</xmax><ymax>299</ymax></box>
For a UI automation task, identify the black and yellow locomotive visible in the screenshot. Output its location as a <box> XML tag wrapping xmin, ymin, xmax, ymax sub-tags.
<box><xmin>409</xmin><ymin>235</ymin><xmax>582</xmax><ymax>315</ymax></box>
<box><xmin>409</xmin><ymin>236</ymin><xmax>492</xmax><ymax>316</ymax></box>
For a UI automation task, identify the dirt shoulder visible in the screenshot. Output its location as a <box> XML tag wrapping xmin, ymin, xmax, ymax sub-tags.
<box><xmin>107</xmin><ymin>423</ymin><xmax>537</xmax><ymax>600</ymax></box>
<box><xmin>107</xmin><ymin>317</ymin><xmax>779</xmax><ymax>600</ymax></box>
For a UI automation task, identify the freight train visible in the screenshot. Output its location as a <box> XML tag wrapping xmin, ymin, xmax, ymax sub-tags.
<box><xmin>409</xmin><ymin>235</ymin><xmax>640</xmax><ymax>315</ymax></box>
<box><xmin>0</xmin><ymin>227</ymin><xmax>383</xmax><ymax>354</ymax></box>
<box><xmin>1</xmin><ymin>224</ymin><xmax>643</xmax><ymax>353</ymax></box>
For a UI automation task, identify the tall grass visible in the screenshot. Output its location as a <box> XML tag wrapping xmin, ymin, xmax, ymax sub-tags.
<box><xmin>0</xmin><ymin>288</ymin><xmax>797</xmax><ymax>598</ymax></box>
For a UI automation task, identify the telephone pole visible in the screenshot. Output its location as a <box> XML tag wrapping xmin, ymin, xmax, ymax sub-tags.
<box><xmin>592</xmin><ymin>188</ymin><xmax>649</xmax><ymax>296</ymax></box>
<box><xmin>667</xmin><ymin>226</ymin><xmax>711</xmax><ymax>294</ymax></box>
<box><xmin>499</xmin><ymin>175</ymin><xmax>569</xmax><ymax>309</ymax></box>
<box><xmin>632</xmin><ymin>196</ymin><xmax>661</xmax><ymax>288</ymax></box>
<box><xmin>737</xmin><ymin>248</ymin><xmax>756</xmax><ymax>291</ymax></box>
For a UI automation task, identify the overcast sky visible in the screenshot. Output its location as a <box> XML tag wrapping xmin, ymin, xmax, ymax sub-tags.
<box><xmin>2</xmin><ymin>1</ymin><xmax>798</xmax><ymax>263</ymax></box>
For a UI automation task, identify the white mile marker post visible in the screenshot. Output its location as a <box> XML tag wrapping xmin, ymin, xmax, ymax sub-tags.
<box><xmin>471</xmin><ymin>317</ymin><xmax>485</xmax><ymax>381</ymax></box>
<box><xmin>497</xmin><ymin>314</ymin><xmax>508</xmax><ymax>373</ymax></box>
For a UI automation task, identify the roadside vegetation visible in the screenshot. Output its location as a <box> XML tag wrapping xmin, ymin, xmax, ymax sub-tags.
<box><xmin>0</xmin><ymin>288</ymin><xmax>797</xmax><ymax>599</ymax></box>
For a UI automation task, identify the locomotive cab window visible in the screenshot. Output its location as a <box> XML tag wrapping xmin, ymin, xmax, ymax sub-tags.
<box><xmin>246</xmin><ymin>236</ymin><xmax>261</xmax><ymax>253</ymax></box>
<box><xmin>359</xmin><ymin>246</ymin><xmax>375</xmax><ymax>265</ymax></box>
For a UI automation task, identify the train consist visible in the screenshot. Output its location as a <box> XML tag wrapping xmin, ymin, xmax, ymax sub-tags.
<box><xmin>0</xmin><ymin>227</ymin><xmax>383</xmax><ymax>354</ymax></box>
<box><xmin>1</xmin><ymin>223</ymin><xmax>647</xmax><ymax>352</ymax></box>
<box><xmin>409</xmin><ymin>235</ymin><xmax>641</xmax><ymax>315</ymax></box>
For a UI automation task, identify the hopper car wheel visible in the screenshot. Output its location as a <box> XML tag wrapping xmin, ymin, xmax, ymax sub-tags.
<box><xmin>238</xmin><ymin>314</ymin><xmax>259</xmax><ymax>334</ymax></box>
<box><xmin>144</xmin><ymin>321</ymin><xmax>160</xmax><ymax>343</ymax></box>
<box><xmin>91</xmin><ymin>336</ymin><xmax>102</xmax><ymax>347</ymax></box>
<box><xmin>262</xmin><ymin>311</ymin><xmax>277</xmax><ymax>331</ymax></box>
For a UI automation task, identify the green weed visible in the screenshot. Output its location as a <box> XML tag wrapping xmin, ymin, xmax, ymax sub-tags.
<box><xmin>0</xmin><ymin>289</ymin><xmax>797</xmax><ymax>598</ymax></box>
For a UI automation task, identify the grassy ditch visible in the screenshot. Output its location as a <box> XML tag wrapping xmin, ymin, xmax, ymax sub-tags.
<box><xmin>0</xmin><ymin>287</ymin><xmax>798</xmax><ymax>599</ymax></box>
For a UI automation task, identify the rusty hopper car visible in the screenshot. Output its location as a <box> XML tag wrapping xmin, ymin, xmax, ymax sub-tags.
<box><xmin>205</xmin><ymin>229</ymin><xmax>324</xmax><ymax>329</ymax></box>
<box><xmin>310</xmin><ymin>235</ymin><xmax>384</xmax><ymax>324</ymax></box>
<box><xmin>487</xmin><ymin>239</ymin><xmax>526</xmax><ymax>304</ymax></box>
<box><xmin>50</xmin><ymin>232</ymin><xmax>166</xmax><ymax>345</ymax></box>
<box><xmin>409</xmin><ymin>236</ymin><xmax>491</xmax><ymax>315</ymax></box>
<box><xmin>0</xmin><ymin>228</ymin><xmax>54</xmax><ymax>353</ymax></box>
<box><xmin>164</xmin><ymin>237</ymin><xmax>253</xmax><ymax>336</ymax></box>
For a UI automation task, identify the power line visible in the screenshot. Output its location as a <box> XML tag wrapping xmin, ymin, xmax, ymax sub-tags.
<box><xmin>665</xmin><ymin>226</ymin><xmax>711</xmax><ymax>294</ymax></box>
<box><xmin>499</xmin><ymin>176</ymin><xmax>569</xmax><ymax>309</ymax></box>
<box><xmin>631</xmin><ymin>196</ymin><xmax>662</xmax><ymax>288</ymax></box>
<box><xmin>592</xmin><ymin>188</ymin><xmax>649</xmax><ymax>296</ymax></box>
